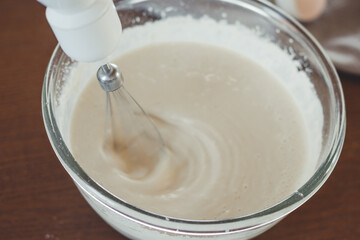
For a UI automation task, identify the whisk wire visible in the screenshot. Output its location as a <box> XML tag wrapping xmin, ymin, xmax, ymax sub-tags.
<box><xmin>98</xmin><ymin>63</ymin><xmax>165</xmax><ymax>178</ymax></box>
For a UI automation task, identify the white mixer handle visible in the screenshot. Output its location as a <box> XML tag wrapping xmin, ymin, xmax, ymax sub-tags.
<box><xmin>38</xmin><ymin>0</ymin><xmax>122</xmax><ymax>62</ymax></box>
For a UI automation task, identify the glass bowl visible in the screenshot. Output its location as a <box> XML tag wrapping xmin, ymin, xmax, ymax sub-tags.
<box><xmin>42</xmin><ymin>0</ymin><xmax>345</xmax><ymax>239</ymax></box>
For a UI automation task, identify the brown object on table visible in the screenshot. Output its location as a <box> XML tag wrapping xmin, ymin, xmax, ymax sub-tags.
<box><xmin>0</xmin><ymin>1</ymin><xmax>359</xmax><ymax>239</ymax></box>
<box><xmin>305</xmin><ymin>0</ymin><xmax>360</xmax><ymax>75</ymax></box>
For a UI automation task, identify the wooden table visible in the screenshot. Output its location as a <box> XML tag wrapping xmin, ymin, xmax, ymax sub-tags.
<box><xmin>1</xmin><ymin>1</ymin><xmax>359</xmax><ymax>239</ymax></box>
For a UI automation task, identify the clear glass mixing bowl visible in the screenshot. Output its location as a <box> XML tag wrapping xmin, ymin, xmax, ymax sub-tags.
<box><xmin>42</xmin><ymin>0</ymin><xmax>345</xmax><ymax>239</ymax></box>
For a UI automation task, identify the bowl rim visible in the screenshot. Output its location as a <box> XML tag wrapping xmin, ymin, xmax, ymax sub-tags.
<box><xmin>41</xmin><ymin>0</ymin><xmax>346</xmax><ymax>235</ymax></box>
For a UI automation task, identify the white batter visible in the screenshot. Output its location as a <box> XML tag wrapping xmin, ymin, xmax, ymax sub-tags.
<box><xmin>69</xmin><ymin>42</ymin><xmax>310</xmax><ymax>220</ymax></box>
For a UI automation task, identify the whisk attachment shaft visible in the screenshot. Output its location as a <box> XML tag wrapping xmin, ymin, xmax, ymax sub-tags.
<box><xmin>97</xmin><ymin>63</ymin><xmax>124</xmax><ymax>92</ymax></box>
<box><xmin>96</xmin><ymin>63</ymin><xmax>166</xmax><ymax>178</ymax></box>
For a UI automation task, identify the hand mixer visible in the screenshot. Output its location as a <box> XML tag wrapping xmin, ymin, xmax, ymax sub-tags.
<box><xmin>39</xmin><ymin>0</ymin><xmax>165</xmax><ymax>175</ymax></box>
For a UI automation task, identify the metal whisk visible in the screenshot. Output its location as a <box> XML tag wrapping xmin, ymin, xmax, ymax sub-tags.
<box><xmin>97</xmin><ymin>63</ymin><xmax>165</xmax><ymax>178</ymax></box>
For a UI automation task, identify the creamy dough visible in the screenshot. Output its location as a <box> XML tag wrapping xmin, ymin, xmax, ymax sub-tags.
<box><xmin>70</xmin><ymin>42</ymin><xmax>309</xmax><ymax>220</ymax></box>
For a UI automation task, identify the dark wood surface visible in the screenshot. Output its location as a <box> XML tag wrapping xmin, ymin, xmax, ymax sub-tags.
<box><xmin>0</xmin><ymin>1</ymin><xmax>359</xmax><ymax>239</ymax></box>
